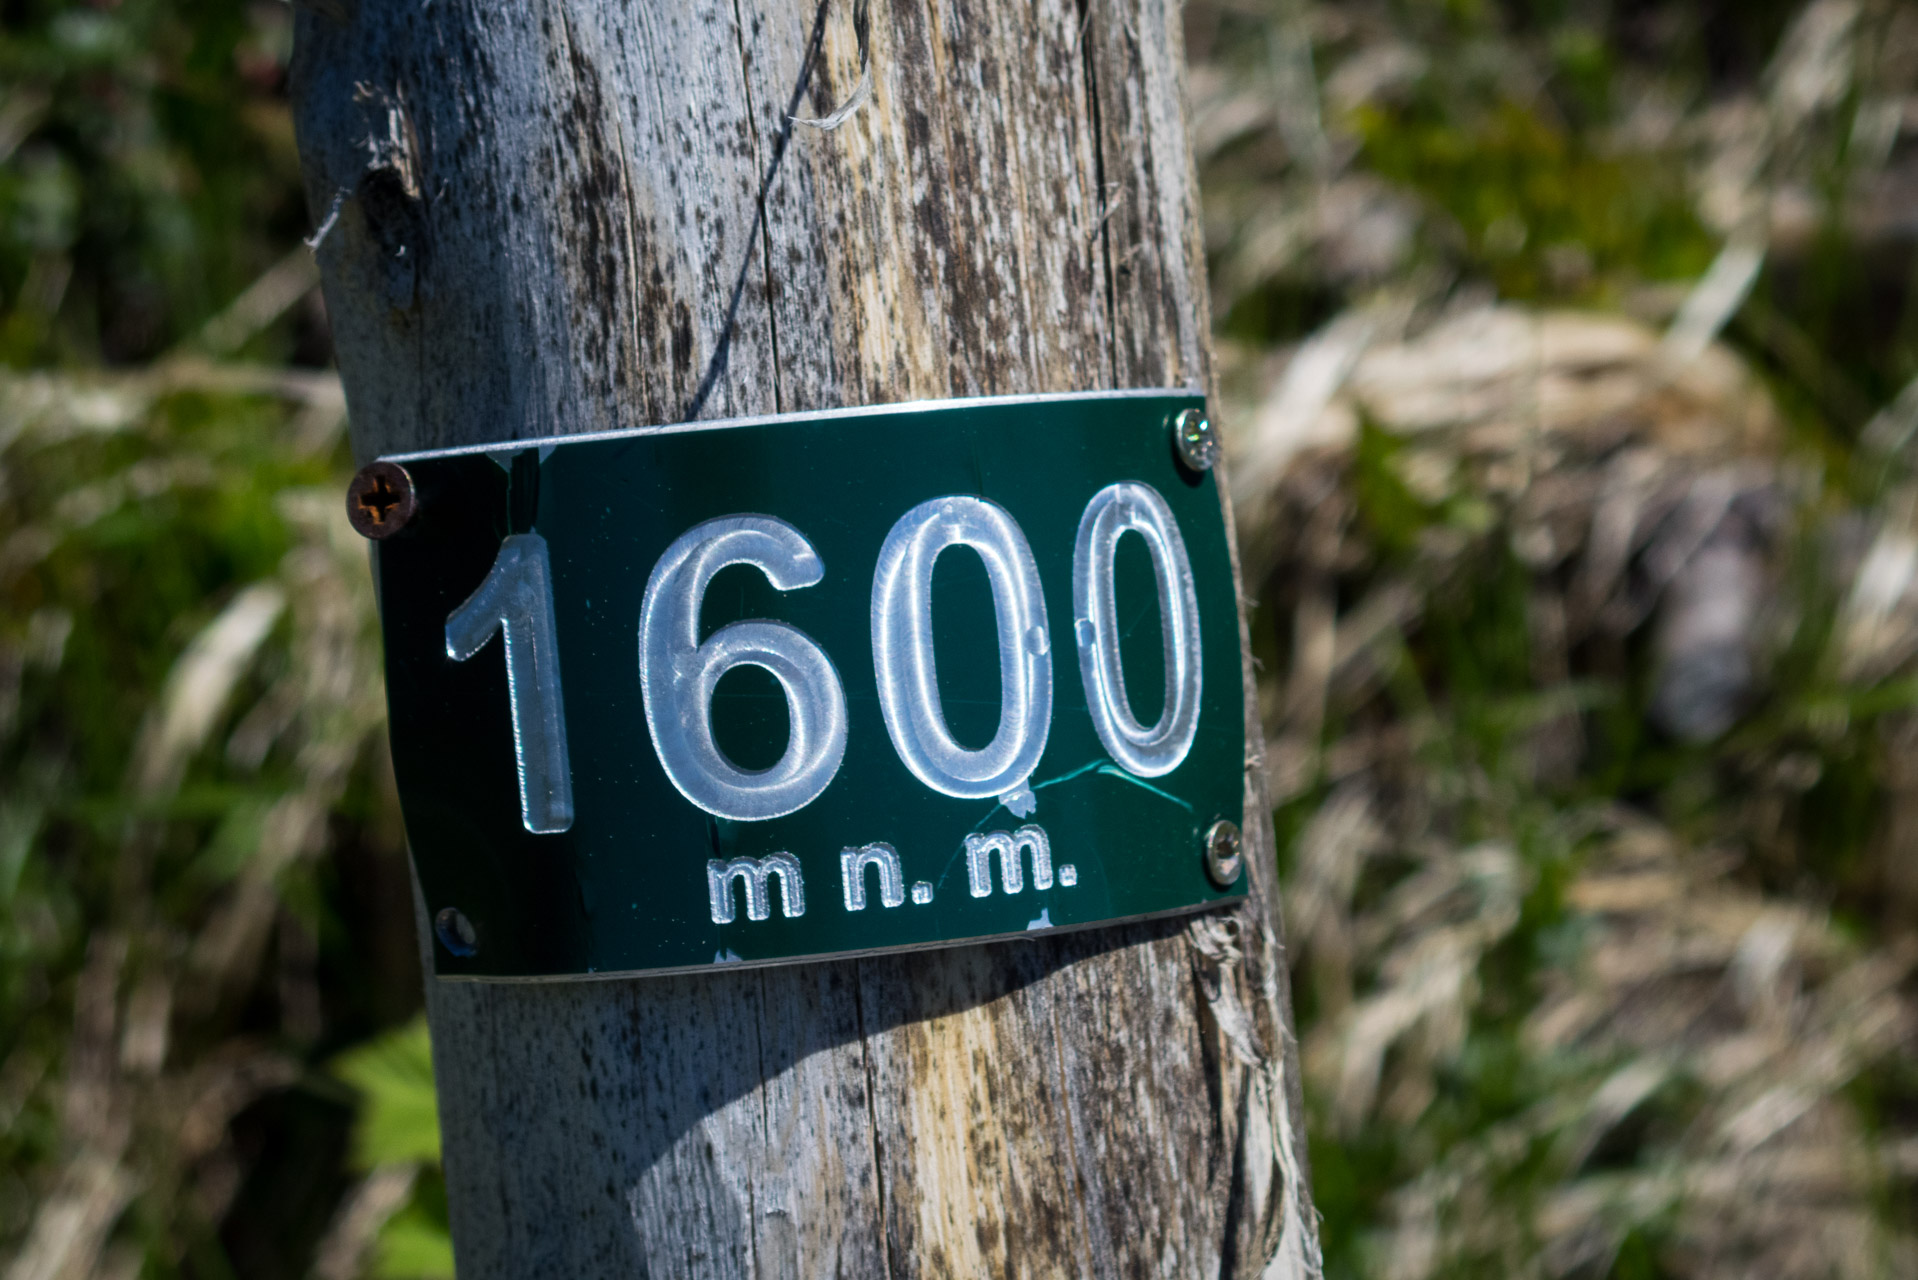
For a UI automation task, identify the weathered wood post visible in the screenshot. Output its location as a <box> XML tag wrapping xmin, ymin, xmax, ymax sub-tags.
<box><xmin>292</xmin><ymin>1</ymin><xmax>1318</xmax><ymax>1274</ymax></box>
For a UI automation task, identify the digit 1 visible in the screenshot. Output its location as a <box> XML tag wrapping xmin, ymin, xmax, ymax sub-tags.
<box><xmin>445</xmin><ymin>533</ymin><xmax>575</xmax><ymax>834</ymax></box>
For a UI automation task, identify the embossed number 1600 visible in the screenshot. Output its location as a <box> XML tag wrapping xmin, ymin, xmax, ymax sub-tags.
<box><xmin>447</xmin><ymin>483</ymin><xmax>1203</xmax><ymax>834</ymax></box>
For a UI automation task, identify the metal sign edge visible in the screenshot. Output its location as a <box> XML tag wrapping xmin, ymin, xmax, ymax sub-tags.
<box><xmin>377</xmin><ymin>387</ymin><xmax>1200</xmax><ymax>464</ymax></box>
<box><xmin>432</xmin><ymin>891</ymin><xmax>1246</xmax><ymax>984</ymax></box>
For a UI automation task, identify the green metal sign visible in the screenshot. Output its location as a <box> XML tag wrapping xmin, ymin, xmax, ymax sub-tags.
<box><xmin>369</xmin><ymin>391</ymin><xmax>1247</xmax><ymax>980</ymax></box>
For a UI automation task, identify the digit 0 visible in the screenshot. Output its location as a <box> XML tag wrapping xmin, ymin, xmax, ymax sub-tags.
<box><xmin>871</xmin><ymin>496</ymin><xmax>1053</xmax><ymax>800</ymax></box>
<box><xmin>1071</xmin><ymin>482</ymin><xmax>1203</xmax><ymax>778</ymax></box>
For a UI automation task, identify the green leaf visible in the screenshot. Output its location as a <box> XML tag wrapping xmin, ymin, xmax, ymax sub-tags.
<box><xmin>372</xmin><ymin>1202</ymin><xmax>456</xmax><ymax>1280</ymax></box>
<box><xmin>332</xmin><ymin>1017</ymin><xmax>441</xmax><ymax>1170</ymax></box>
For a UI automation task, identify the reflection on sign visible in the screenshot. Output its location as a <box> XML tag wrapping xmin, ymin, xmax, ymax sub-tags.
<box><xmin>458</xmin><ymin>488</ymin><xmax>1201</xmax><ymax>850</ymax></box>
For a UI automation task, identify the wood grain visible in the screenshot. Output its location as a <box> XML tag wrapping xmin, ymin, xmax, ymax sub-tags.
<box><xmin>292</xmin><ymin>1</ymin><xmax>1318</xmax><ymax>1274</ymax></box>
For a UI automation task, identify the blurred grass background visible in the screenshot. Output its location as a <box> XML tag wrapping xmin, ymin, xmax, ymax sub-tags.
<box><xmin>1</xmin><ymin>0</ymin><xmax>1916</xmax><ymax>1277</ymax></box>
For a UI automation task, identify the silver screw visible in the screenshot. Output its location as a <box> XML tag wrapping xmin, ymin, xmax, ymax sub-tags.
<box><xmin>1173</xmin><ymin>408</ymin><xmax>1219</xmax><ymax>471</ymax></box>
<box><xmin>1204</xmin><ymin>819</ymin><xmax>1243</xmax><ymax>887</ymax></box>
<box><xmin>435</xmin><ymin>906</ymin><xmax>479</xmax><ymax>957</ymax></box>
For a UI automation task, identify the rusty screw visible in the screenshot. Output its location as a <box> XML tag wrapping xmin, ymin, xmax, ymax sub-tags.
<box><xmin>346</xmin><ymin>460</ymin><xmax>417</xmax><ymax>539</ymax></box>
<box><xmin>1173</xmin><ymin>408</ymin><xmax>1219</xmax><ymax>472</ymax></box>
<box><xmin>1203</xmin><ymin>819</ymin><xmax>1243</xmax><ymax>887</ymax></box>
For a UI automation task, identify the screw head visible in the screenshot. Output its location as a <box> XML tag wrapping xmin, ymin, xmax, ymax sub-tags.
<box><xmin>434</xmin><ymin>906</ymin><xmax>479</xmax><ymax>957</ymax></box>
<box><xmin>346</xmin><ymin>460</ymin><xmax>417</xmax><ymax>539</ymax></box>
<box><xmin>1173</xmin><ymin>408</ymin><xmax>1219</xmax><ymax>472</ymax></box>
<box><xmin>1204</xmin><ymin>819</ymin><xmax>1243</xmax><ymax>887</ymax></box>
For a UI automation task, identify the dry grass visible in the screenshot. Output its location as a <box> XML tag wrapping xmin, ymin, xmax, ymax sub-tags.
<box><xmin>0</xmin><ymin>306</ymin><xmax>401</xmax><ymax>1275</ymax></box>
<box><xmin>1192</xmin><ymin>2</ymin><xmax>1918</xmax><ymax>1272</ymax></box>
<box><xmin>1226</xmin><ymin>293</ymin><xmax>1918</xmax><ymax>1275</ymax></box>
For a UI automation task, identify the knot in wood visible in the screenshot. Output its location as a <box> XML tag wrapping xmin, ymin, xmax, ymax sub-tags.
<box><xmin>357</xmin><ymin>165</ymin><xmax>427</xmax><ymax>308</ymax></box>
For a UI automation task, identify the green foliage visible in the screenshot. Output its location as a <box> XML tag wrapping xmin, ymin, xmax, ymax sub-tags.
<box><xmin>0</xmin><ymin>0</ymin><xmax>307</xmax><ymax>365</ymax></box>
<box><xmin>373</xmin><ymin>1199</ymin><xmax>457</xmax><ymax>1280</ymax></box>
<box><xmin>333</xmin><ymin>1019</ymin><xmax>455</xmax><ymax>1279</ymax></box>
<box><xmin>333</xmin><ymin>1018</ymin><xmax>441</xmax><ymax>1172</ymax></box>
<box><xmin>0</xmin><ymin>364</ymin><xmax>414</xmax><ymax>1272</ymax></box>
<box><xmin>0</xmin><ymin>3</ymin><xmax>428</xmax><ymax>1275</ymax></box>
<box><xmin>1352</xmin><ymin>97</ymin><xmax>1716</xmax><ymax>301</ymax></box>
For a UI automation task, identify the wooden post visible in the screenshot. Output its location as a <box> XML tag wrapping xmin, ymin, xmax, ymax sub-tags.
<box><xmin>291</xmin><ymin>1</ymin><xmax>1318</xmax><ymax>1275</ymax></box>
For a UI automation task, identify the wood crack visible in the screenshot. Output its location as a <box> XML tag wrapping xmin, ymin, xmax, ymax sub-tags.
<box><xmin>1077</xmin><ymin>0</ymin><xmax>1122</xmax><ymax>389</ymax></box>
<box><xmin>730</xmin><ymin>0</ymin><xmax>784</xmax><ymax>417</ymax></box>
<box><xmin>684</xmin><ymin>0</ymin><xmax>831</xmax><ymax>422</ymax></box>
<box><xmin>1043</xmin><ymin>958</ymin><xmax>1101</xmax><ymax>1279</ymax></box>
<box><xmin>852</xmin><ymin>963</ymin><xmax>893</xmax><ymax>1279</ymax></box>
